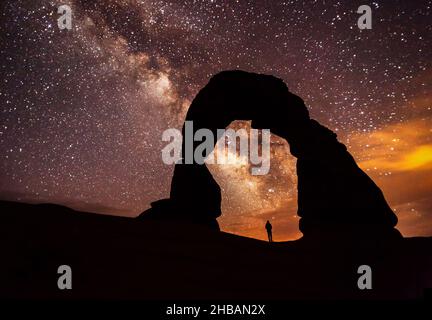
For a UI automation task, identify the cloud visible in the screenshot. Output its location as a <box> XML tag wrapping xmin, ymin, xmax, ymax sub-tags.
<box><xmin>348</xmin><ymin>118</ymin><xmax>432</xmax><ymax>237</ymax></box>
<box><xmin>347</xmin><ymin>118</ymin><xmax>432</xmax><ymax>171</ymax></box>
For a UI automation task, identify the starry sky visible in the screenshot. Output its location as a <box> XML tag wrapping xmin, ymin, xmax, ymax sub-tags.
<box><xmin>1</xmin><ymin>0</ymin><xmax>431</xmax><ymax>241</ymax></box>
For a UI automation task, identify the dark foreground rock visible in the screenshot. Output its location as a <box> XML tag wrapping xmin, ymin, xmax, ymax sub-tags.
<box><xmin>0</xmin><ymin>200</ymin><xmax>431</xmax><ymax>300</ymax></box>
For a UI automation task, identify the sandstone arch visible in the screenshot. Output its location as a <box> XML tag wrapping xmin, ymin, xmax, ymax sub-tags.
<box><xmin>143</xmin><ymin>70</ymin><xmax>400</xmax><ymax>240</ymax></box>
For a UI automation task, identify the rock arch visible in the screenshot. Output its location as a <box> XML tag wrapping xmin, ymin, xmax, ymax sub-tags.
<box><xmin>143</xmin><ymin>70</ymin><xmax>400</xmax><ymax>239</ymax></box>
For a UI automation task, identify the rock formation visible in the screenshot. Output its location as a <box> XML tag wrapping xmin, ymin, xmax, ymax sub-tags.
<box><xmin>141</xmin><ymin>70</ymin><xmax>400</xmax><ymax>240</ymax></box>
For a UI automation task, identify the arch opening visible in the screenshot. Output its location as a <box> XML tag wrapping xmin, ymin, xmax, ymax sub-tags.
<box><xmin>206</xmin><ymin>120</ymin><xmax>300</xmax><ymax>241</ymax></box>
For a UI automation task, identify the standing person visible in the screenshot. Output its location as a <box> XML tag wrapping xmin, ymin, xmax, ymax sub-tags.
<box><xmin>265</xmin><ymin>220</ymin><xmax>273</xmax><ymax>242</ymax></box>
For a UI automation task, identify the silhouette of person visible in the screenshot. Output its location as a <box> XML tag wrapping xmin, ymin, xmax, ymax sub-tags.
<box><xmin>265</xmin><ymin>220</ymin><xmax>273</xmax><ymax>242</ymax></box>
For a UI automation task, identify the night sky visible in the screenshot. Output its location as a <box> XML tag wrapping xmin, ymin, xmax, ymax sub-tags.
<box><xmin>1</xmin><ymin>0</ymin><xmax>431</xmax><ymax>240</ymax></box>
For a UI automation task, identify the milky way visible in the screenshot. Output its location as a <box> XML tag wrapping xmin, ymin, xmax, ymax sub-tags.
<box><xmin>1</xmin><ymin>0</ymin><xmax>431</xmax><ymax>240</ymax></box>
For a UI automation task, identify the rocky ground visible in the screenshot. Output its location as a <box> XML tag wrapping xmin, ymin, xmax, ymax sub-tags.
<box><xmin>1</xmin><ymin>200</ymin><xmax>431</xmax><ymax>300</ymax></box>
